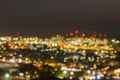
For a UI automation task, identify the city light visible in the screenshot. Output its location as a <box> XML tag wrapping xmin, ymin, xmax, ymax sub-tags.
<box><xmin>5</xmin><ymin>73</ymin><xmax>10</xmax><ymax>78</ymax></box>
<box><xmin>0</xmin><ymin>35</ymin><xmax>119</xmax><ymax>79</ymax></box>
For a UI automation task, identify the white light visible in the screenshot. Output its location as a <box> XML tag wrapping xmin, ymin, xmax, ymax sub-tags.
<box><xmin>95</xmin><ymin>51</ymin><xmax>98</xmax><ymax>55</ymax></box>
<box><xmin>19</xmin><ymin>54</ymin><xmax>22</xmax><ymax>57</ymax></box>
<box><xmin>19</xmin><ymin>73</ymin><xmax>24</xmax><ymax>76</ymax></box>
<box><xmin>2</xmin><ymin>58</ymin><xmax>6</xmax><ymax>61</ymax></box>
<box><xmin>92</xmin><ymin>71</ymin><xmax>96</xmax><ymax>75</ymax></box>
<box><xmin>87</xmin><ymin>70</ymin><xmax>91</xmax><ymax>74</ymax></box>
<box><xmin>116</xmin><ymin>40</ymin><xmax>120</xmax><ymax>43</ymax></box>
<box><xmin>85</xmin><ymin>65</ymin><xmax>88</xmax><ymax>68</ymax></box>
<box><xmin>97</xmin><ymin>75</ymin><xmax>101</xmax><ymax>80</ymax></box>
<box><xmin>5</xmin><ymin>73</ymin><xmax>10</xmax><ymax>78</ymax></box>
<box><xmin>9</xmin><ymin>59</ymin><xmax>16</xmax><ymax>63</ymax></box>
<box><xmin>63</xmin><ymin>71</ymin><xmax>67</xmax><ymax>74</ymax></box>
<box><xmin>111</xmin><ymin>39</ymin><xmax>115</xmax><ymax>42</ymax></box>
<box><xmin>26</xmin><ymin>75</ymin><xmax>30</xmax><ymax>79</ymax></box>
<box><xmin>88</xmin><ymin>76</ymin><xmax>95</xmax><ymax>80</ymax></box>
<box><xmin>61</xmin><ymin>67</ymin><xmax>65</xmax><ymax>70</ymax></box>
<box><xmin>84</xmin><ymin>44</ymin><xmax>87</xmax><ymax>46</ymax></box>
<box><xmin>70</xmin><ymin>71</ymin><xmax>74</xmax><ymax>75</ymax></box>
<box><xmin>18</xmin><ymin>59</ymin><xmax>22</xmax><ymax>63</ymax></box>
<box><xmin>101</xmin><ymin>51</ymin><xmax>104</xmax><ymax>54</ymax></box>
<box><xmin>79</xmin><ymin>77</ymin><xmax>84</xmax><ymax>80</ymax></box>
<box><xmin>114</xmin><ymin>69</ymin><xmax>120</xmax><ymax>73</ymax></box>
<box><xmin>83</xmin><ymin>50</ymin><xmax>86</xmax><ymax>53</ymax></box>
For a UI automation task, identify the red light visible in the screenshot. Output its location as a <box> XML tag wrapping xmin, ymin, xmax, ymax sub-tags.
<box><xmin>99</xmin><ymin>33</ymin><xmax>102</xmax><ymax>37</ymax></box>
<box><xmin>104</xmin><ymin>33</ymin><xmax>107</xmax><ymax>38</ymax></box>
<box><xmin>75</xmin><ymin>30</ymin><xmax>79</xmax><ymax>34</ymax></box>
<box><xmin>93</xmin><ymin>31</ymin><xmax>96</xmax><ymax>34</ymax></box>
<box><xmin>16</xmin><ymin>32</ymin><xmax>20</xmax><ymax>35</ymax></box>
<box><xmin>70</xmin><ymin>32</ymin><xmax>74</xmax><ymax>37</ymax></box>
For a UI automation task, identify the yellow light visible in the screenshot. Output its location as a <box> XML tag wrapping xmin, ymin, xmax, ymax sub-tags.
<box><xmin>48</xmin><ymin>63</ymin><xmax>55</xmax><ymax>67</ymax></box>
<box><xmin>36</xmin><ymin>74</ymin><xmax>39</xmax><ymax>78</ymax></box>
<box><xmin>51</xmin><ymin>56</ymin><xmax>54</xmax><ymax>59</ymax></box>
<box><xmin>25</xmin><ymin>71</ymin><xmax>29</xmax><ymax>75</ymax></box>
<box><xmin>103</xmin><ymin>71</ymin><xmax>106</xmax><ymax>74</ymax></box>
<box><xmin>34</xmin><ymin>71</ymin><xmax>37</xmax><ymax>74</ymax></box>
<box><xmin>0</xmin><ymin>55</ymin><xmax>2</xmax><ymax>58</ymax></box>
<box><xmin>25</xmin><ymin>58</ymin><xmax>29</xmax><ymax>61</ymax></box>
<box><xmin>40</xmin><ymin>61</ymin><xmax>43</xmax><ymax>64</ymax></box>
<box><xmin>54</xmin><ymin>68</ymin><xmax>58</xmax><ymax>71</ymax></box>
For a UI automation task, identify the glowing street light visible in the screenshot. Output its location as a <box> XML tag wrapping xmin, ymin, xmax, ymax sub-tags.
<box><xmin>5</xmin><ymin>73</ymin><xmax>10</xmax><ymax>78</ymax></box>
<box><xmin>63</xmin><ymin>71</ymin><xmax>67</xmax><ymax>74</ymax></box>
<box><xmin>70</xmin><ymin>71</ymin><xmax>74</xmax><ymax>75</ymax></box>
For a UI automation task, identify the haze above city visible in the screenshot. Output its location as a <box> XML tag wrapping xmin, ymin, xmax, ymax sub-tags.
<box><xmin>0</xmin><ymin>0</ymin><xmax>120</xmax><ymax>37</ymax></box>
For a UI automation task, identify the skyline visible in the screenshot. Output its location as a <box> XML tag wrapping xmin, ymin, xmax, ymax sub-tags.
<box><xmin>0</xmin><ymin>0</ymin><xmax>120</xmax><ymax>37</ymax></box>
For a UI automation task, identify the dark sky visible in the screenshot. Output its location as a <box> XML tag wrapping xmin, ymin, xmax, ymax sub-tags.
<box><xmin>0</xmin><ymin>0</ymin><xmax>120</xmax><ymax>37</ymax></box>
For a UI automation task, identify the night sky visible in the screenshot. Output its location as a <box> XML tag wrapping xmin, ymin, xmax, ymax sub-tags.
<box><xmin>0</xmin><ymin>0</ymin><xmax>120</xmax><ymax>37</ymax></box>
